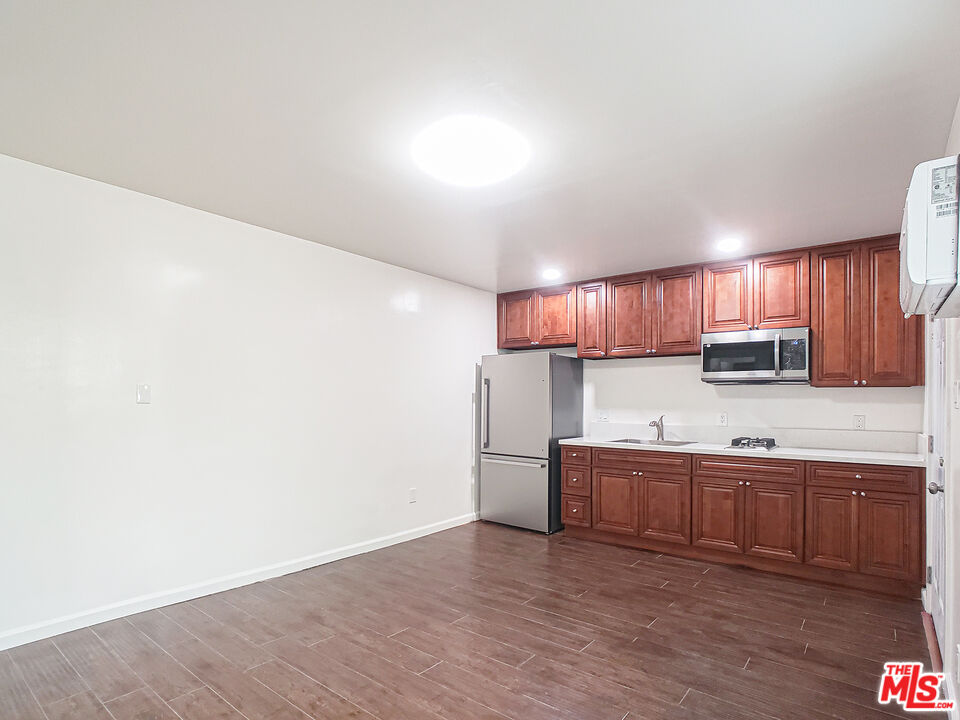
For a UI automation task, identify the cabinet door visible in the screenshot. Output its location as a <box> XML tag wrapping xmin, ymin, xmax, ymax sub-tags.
<box><xmin>860</xmin><ymin>238</ymin><xmax>922</xmax><ymax>387</ymax></box>
<box><xmin>744</xmin><ymin>481</ymin><xmax>803</xmax><ymax>562</ymax></box>
<box><xmin>753</xmin><ymin>251</ymin><xmax>810</xmax><ymax>330</ymax></box>
<box><xmin>606</xmin><ymin>273</ymin><xmax>652</xmax><ymax>357</ymax></box>
<box><xmin>639</xmin><ymin>473</ymin><xmax>691</xmax><ymax>545</ymax></box>
<box><xmin>497</xmin><ymin>290</ymin><xmax>537</xmax><ymax>348</ymax></box>
<box><xmin>804</xmin><ymin>487</ymin><xmax>858</xmax><ymax>571</ymax></box>
<box><xmin>537</xmin><ymin>284</ymin><xmax>577</xmax><ymax>346</ymax></box>
<box><xmin>652</xmin><ymin>266</ymin><xmax>702</xmax><ymax>355</ymax></box>
<box><xmin>692</xmin><ymin>477</ymin><xmax>743</xmax><ymax>553</ymax></box>
<box><xmin>858</xmin><ymin>491</ymin><xmax>920</xmax><ymax>581</ymax></box>
<box><xmin>577</xmin><ymin>281</ymin><xmax>607</xmax><ymax>358</ymax></box>
<box><xmin>592</xmin><ymin>468</ymin><xmax>639</xmax><ymax>535</ymax></box>
<box><xmin>811</xmin><ymin>244</ymin><xmax>860</xmax><ymax>387</ymax></box>
<box><xmin>703</xmin><ymin>260</ymin><xmax>752</xmax><ymax>333</ymax></box>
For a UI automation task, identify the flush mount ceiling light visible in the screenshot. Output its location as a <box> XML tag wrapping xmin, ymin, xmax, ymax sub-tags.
<box><xmin>717</xmin><ymin>236</ymin><xmax>743</xmax><ymax>252</ymax></box>
<box><xmin>542</xmin><ymin>268</ymin><xmax>562</xmax><ymax>281</ymax></box>
<box><xmin>411</xmin><ymin>115</ymin><xmax>530</xmax><ymax>187</ymax></box>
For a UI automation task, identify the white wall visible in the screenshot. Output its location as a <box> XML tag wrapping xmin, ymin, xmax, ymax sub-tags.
<box><xmin>582</xmin><ymin>356</ymin><xmax>923</xmax><ymax>451</ymax></box>
<box><xmin>0</xmin><ymin>154</ymin><xmax>496</xmax><ymax>650</ymax></box>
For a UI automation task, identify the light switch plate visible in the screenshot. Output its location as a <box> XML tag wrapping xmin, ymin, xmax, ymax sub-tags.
<box><xmin>408</xmin><ymin>487</ymin><xmax>417</xmax><ymax>503</ymax></box>
<box><xmin>137</xmin><ymin>384</ymin><xmax>152</xmax><ymax>404</ymax></box>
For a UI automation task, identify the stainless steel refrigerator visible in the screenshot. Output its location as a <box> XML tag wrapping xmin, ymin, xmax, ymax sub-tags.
<box><xmin>479</xmin><ymin>352</ymin><xmax>583</xmax><ymax>533</ymax></box>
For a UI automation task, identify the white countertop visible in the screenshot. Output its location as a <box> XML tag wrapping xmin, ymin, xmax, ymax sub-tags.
<box><xmin>558</xmin><ymin>437</ymin><xmax>925</xmax><ymax>467</ymax></box>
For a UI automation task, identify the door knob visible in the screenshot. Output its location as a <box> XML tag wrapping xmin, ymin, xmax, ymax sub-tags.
<box><xmin>928</xmin><ymin>482</ymin><xmax>945</xmax><ymax>495</ymax></box>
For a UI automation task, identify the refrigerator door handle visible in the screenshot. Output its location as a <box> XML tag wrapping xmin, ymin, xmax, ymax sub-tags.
<box><xmin>481</xmin><ymin>457</ymin><xmax>547</xmax><ymax>468</ymax></box>
<box><xmin>481</xmin><ymin>378</ymin><xmax>491</xmax><ymax>449</ymax></box>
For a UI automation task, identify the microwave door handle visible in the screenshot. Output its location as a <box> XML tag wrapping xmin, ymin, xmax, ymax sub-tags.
<box><xmin>773</xmin><ymin>333</ymin><xmax>781</xmax><ymax>376</ymax></box>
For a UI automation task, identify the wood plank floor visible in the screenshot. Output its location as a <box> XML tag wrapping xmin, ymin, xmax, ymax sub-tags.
<box><xmin>1</xmin><ymin>521</ymin><xmax>929</xmax><ymax>720</ymax></box>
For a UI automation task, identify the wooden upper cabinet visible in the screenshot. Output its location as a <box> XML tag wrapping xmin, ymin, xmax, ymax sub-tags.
<box><xmin>704</xmin><ymin>251</ymin><xmax>809</xmax><ymax>333</ymax></box>
<box><xmin>860</xmin><ymin>238</ymin><xmax>922</xmax><ymax>387</ymax></box>
<box><xmin>496</xmin><ymin>290</ymin><xmax>537</xmax><ymax>348</ymax></box>
<box><xmin>537</xmin><ymin>284</ymin><xmax>577</xmax><ymax>346</ymax></box>
<box><xmin>577</xmin><ymin>281</ymin><xmax>607</xmax><ymax>358</ymax></box>
<box><xmin>703</xmin><ymin>260</ymin><xmax>752</xmax><ymax>333</ymax></box>
<box><xmin>496</xmin><ymin>285</ymin><xmax>576</xmax><ymax>349</ymax></box>
<box><xmin>606</xmin><ymin>273</ymin><xmax>652</xmax><ymax>357</ymax></box>
<box><xmin>811</xmin><ymin>236</ymin><xmax>922</xmax><ymax>387</ymax></box>
<box><xmin>811</xmin><ymin>244</ymin><xmax>860</xmax><ymax>386</ymax></box>
<box><xmin>753</xmin><ymin>251</ymin><xmax>810</xmax><ymax>329</ymax></box>
<box><xmin>651</xmin><ymin>265</ymin><xmax>702</xmax><ymax>355</ymax></box>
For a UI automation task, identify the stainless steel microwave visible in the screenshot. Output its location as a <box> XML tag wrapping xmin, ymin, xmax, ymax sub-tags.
<box><xmin>701</xmin><ymin>327</ymin><xmax>810</xmax><ymax>384</ymax></box>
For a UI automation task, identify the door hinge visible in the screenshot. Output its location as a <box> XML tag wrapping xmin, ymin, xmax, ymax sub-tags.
<box><xmin>927</xmin><ymin>566</ymin><xmax>934</xmax><ymax>584</ymax></box>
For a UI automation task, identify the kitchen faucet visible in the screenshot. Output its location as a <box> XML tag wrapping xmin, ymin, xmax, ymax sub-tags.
<box><xmin>649</xmin><ymin>415</ymin><xmax>664</xmax><ymax>441</ymax></box>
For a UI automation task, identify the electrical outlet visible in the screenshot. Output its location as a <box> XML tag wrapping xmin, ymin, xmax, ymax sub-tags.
<box><xmin>408</xmin><ymin>488</ymin><xmax>417</xmax><ymax>503</ymax></box>
<box><xmin>854</xmin><ymin>415</ymin><xmax>865</xmax><ymax>430</ymax></box>
<box><xmin>718</xmin><ymin>412</ymin><xmax>728</xmax><ymax>427</ymax></box>
<box><xmin>597</xmin><ymin>410</ymin><xmax>610</xmax><ymax>422</ymax></box>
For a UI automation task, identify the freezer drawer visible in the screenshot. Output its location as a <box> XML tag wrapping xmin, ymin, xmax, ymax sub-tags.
<box><xmin>479</xmin><ymin>454</ymin><xmax>550</xmax><ymax>533</ymax></box>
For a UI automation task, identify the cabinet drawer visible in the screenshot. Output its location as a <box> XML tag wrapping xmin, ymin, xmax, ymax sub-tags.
<box><xmin>561</xmin><ymin>495</ymin><xmax>591</xmax><ymax>527</ymax></box>
<box><xmin>592</xmin><ymin>448</ymin><xmax>691</xmax><ymax>474</ymax></box>
<box><xmin>562</xmin><ymin>465</ymin><xmax>591</xmax><ymax>496</ymax></box>
<box><xmin>694</xmin><ymin>455</ymin><xmax>803</xmax><ymax>484</ymax></box>
<box><xmin>806</xmin><ymin>463</ymin><xmax>920</xmax><ymax>494</ymax></box>
<box><xmin>561</xmin><ymin>446</ymin><xmax>591</xmax><ymax>465</ymax></box>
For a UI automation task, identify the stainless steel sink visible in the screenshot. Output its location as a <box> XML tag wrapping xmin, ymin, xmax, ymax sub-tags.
<box><xmin>610</xmin><ymin>439</ymin><xmax>694</xmax><ymax>446</ymax></box>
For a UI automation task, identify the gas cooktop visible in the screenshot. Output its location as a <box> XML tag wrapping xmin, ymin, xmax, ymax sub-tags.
<box><xmin>727</xmin><ymin>436</ymin><xmax>778</xmax><ymax>451</ymax></box>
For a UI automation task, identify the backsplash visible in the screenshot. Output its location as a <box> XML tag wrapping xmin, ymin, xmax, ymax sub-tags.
<box><xmin>583</xmin><ymin>421</ymin><xmax>921</xmax><ymax>453</ymax></box>
<box><xmin>582</xmin><ymin>355</ymin><xmax>925</xmax><ymax>454</ymax></box>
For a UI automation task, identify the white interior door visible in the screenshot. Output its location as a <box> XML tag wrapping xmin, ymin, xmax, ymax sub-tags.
<box><xmin>929</xmin><ymin>318</ymin><xmax>947</xmax><ymax>649</ymax></box>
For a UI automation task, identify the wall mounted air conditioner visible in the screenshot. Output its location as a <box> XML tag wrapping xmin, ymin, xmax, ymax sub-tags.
<box><xmin>900</xmin><ymin>154</ymin><xmax>959</xmax><ymax>317</ymax></box>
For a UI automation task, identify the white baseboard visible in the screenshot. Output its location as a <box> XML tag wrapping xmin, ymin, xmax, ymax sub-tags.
<box><xmin>0</xmin><ymin>512</ymin><xmax>478</xmax><ymax>652</ymax></box>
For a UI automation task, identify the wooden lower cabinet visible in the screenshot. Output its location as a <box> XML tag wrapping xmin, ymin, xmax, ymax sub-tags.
<box><xmin>561</xmin><ymin>495</ymin><xmax>591</xmax><ymax>528</ymax></box>
<box><xmin>639</xmin><ymin>473</ymin><xmax>690</xmax><ymax>545</ymax></box>
<box><xmin>804</xmin><ymin>487</ymin><xmax>920</xmax><ymax>581</ymax></box>
<box><xmin>858</xmin><ymin>491</ymin><xmax>920</xmax><ymax>581</ymax></box>
<box><xmin>592</xmin><ymin>468</ymin><xmax>639</xmax><ymax>535</ymax></box>
<box><xmin>744</xmin><ymin>481</ymin><xmax>803</xmax><ymax>562</ymax></box>
<box><xmin>692</xmin><ymin>477</ymin><xmax>743</xmax><ymax>553</ymax></box>
<box><xmin>804</xmin><ymin>487</ymin><xmax>858</xmax><ymax>571</ymax></box>
<box><xmin>559</xmin><ymin>449</ymin><xmax>923</xmax><ymax>595</ymax></box>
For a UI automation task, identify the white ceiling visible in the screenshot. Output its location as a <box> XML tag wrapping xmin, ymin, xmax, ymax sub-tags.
<box><xmin>2</xmin><ymin>1</ymin><xmax>959</xmax><ymax>292</ymax></box>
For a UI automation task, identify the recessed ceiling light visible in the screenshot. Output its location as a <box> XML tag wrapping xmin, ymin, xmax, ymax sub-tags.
<box><xmin>717</xmin><ymin>237</ymin><xmax>743</xmax><ymax>252</ymax></box>
<box><xmin>542</xmin><ymin>268</ymin><xmax>562</xmax><ymax>281</ymax></box>
<box><xmin>411</xmin><ymin>115</ymin><xmax>530</xmax><ymax>187</ymax></box>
